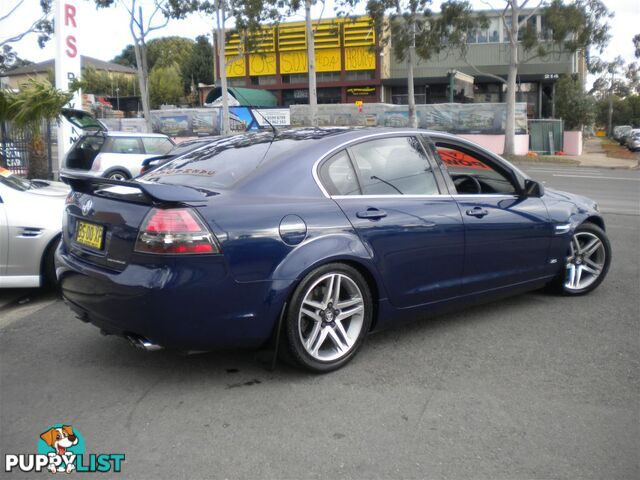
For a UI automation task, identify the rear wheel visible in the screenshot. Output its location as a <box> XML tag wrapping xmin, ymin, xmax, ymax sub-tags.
<box><xmin>106</xmin><ymin>170</ymin><xmax>130</xmax><ymax>181</ymax></box>
<box><xmin>284</xmin><ymin>263</ymin><xmax>373</xmax><ymax>372</ymax></box>
<box><xmin>549</xmin><ymin>222</ymin><xmax>611</xmax><ymax>295</ymax></box>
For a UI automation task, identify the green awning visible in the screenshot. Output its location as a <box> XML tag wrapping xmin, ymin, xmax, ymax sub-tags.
<box><xmin>205</xmin><ymin>87</ymin><xmax>277</xmax><ymax>107</ymax></box>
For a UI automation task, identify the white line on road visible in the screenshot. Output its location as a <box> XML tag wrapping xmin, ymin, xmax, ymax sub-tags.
<box><xmin>552</xmin><ymin>174</ymin><xmax>640</xmax><ymax>181</ymax></box>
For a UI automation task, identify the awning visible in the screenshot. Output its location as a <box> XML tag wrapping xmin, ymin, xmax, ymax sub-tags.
<box><xmin>205</xmin><ymin>87</ymin><xmax>277</xmax><ymax>107</ymax></box>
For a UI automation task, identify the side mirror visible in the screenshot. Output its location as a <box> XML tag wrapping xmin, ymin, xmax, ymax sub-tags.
<box><xmin>523</xmin><ymin>179</ymin><xmax>545</xmax><ymax>198</ymax></box>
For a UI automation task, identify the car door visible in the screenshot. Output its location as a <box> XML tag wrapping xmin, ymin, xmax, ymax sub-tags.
<box><xmin>430</xmin><ymin>137</ymin><xmax>554</xmax><ymax>294</ymax></box>
<box><xmin>320</xmin><ymin>135</ymin><xmax>465</xmax><ymax>309</ymax></box>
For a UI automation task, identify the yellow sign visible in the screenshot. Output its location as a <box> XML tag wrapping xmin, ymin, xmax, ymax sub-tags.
<box><xmin>315</xmin><ymin>48</ymin><xmax>341</xmax><ymax>73</ymax></box>
<box><xmin>226</xmin><ymin>55</ymin><xmax>246</xmax><ymax>78</ymax></box>
<box><xmin>280</xmin><ymin>51</ymin><xmax>307</xmax><ymax>74</ymax></box>
<box><xmin>355</xmin><ymin>100</ymin><xmax>363</xmax><ymax>107</ymax></box>
<box><xmin>249</xmin><ymin>52</ymin><xmax>276</xmax><ymax>76</ymax></box>
<box><xmin>344</xmin><ymin>46</ymin><xmax>375</xmax><ymax>71</ymax></box>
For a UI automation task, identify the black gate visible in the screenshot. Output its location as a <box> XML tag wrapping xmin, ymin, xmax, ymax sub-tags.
<box><xmin>0</xmin><ymin>121</ymin><xmax>55</xmax><ymax>177</ymax></box>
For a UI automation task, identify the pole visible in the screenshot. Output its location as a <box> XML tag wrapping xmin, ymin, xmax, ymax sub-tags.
<box><xmin>305</xmin><ymin>0</ymin><xmax>317</xmax><ymax>127</ymax></box>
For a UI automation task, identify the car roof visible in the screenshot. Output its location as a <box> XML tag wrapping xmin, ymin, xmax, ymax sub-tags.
<box><xmin>83</xmin><ymin>131</ymin><xmax>171</xmax><ymax>138</ymax></box>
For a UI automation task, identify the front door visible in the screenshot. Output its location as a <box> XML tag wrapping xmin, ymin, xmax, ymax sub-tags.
<box><xmin>432</xmin><ymin>141</ymin><xmax>553</xmax><ymax>293</ymax></box>
<box><xmin>319</xmin><ymin>135</ymin><xmax>465</xmax><ymax>308</ymax></box>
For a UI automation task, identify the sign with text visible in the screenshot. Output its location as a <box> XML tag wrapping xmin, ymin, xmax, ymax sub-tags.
<box><xmin>55</xmin><ymin>0</ymin><xmax>82</xmax><ymax>172</ymax></box>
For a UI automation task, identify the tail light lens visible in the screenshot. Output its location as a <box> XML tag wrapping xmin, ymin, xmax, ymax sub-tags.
<box><xmin>134</xmin><ymin>208</ymin><xmax>220</xmax><ymax>255</ymax></box>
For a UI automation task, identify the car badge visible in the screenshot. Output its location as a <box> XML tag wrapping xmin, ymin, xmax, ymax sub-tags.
<box><xmin>81</xmin><ymin>199</ymin><xmax>93</xmax><ymax>216</ymax></box>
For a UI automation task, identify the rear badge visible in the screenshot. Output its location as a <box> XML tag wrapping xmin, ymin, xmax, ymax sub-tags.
<box><xmin>81</xmin><ymin>199</ymin><xmax>93</xmax><ymax>216</ymax></box>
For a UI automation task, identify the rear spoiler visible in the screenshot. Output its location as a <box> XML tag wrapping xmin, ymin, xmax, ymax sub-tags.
<box><xmin>60</xmin><ymin>173</ymin><xmax>210</xmax><ymax>203</ymax></box>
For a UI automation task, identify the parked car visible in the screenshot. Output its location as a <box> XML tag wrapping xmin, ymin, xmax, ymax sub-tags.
<box><xmin>57</xmin><ymin>129</ymin><xmax>611</xmax><ymax>372</ymax></box>
<box><xmin>138</xmin><ymin>137</ymin><xmax>218</xmax><ymax>176</ymax></box>
<box><xmin>626</xmin><ymin>129</ymin><xmax>640</xmax><ymax>152</ymax></box>
<box><xmin>60</xmin><ymin>109</ymin><xmax>175</xmax><ymax>180</ymax></box>
<box><xmin>613</xmin><ymin>125</ymin><xmax>632</xmax><ymax>143</ymax></box>
<box><xmin>0</xmin><ymin>167</ymin><xmax>70</xmax><ymax>288</ymax></box>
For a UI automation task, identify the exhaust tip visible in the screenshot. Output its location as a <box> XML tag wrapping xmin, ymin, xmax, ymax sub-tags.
<box><xmin>126</xmin><ymin>335</ymin><xmax>162</xmax><ymax>351</ymax></box>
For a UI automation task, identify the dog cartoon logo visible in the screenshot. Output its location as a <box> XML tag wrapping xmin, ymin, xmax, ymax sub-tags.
<box><xmin>39</xmin><ymin>425</ymin><xmax>81</xmax><ymax>474</ymax></box>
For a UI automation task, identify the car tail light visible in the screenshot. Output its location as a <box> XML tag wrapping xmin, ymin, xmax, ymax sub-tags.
<box><xmin>134</xmin><ymin>208</ymin><xmax>220</xmax><ymax>255</ymax></box>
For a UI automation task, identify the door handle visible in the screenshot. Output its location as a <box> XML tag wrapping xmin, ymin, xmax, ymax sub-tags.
<box><xmin>356</xmin><ymin>208</ymin><xmax>387</xmax><ymax>220</ymax></box>
<box><xmin>465</xmin><ymin>207</ymin><xmax>489</xmax><ymax>218</ymax></box>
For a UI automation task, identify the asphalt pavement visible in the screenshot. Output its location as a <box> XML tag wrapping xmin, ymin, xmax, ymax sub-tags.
<box><xmin>1</xmin><ymin>163</ymin><xmax>638</xmax><ymax>479</ymax></box>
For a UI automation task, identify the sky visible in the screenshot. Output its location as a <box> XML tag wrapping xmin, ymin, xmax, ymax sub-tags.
<box><xmin>2</xmin><ymin>0</ymin><xmax>638</xmax><ymax>73</ymax></box>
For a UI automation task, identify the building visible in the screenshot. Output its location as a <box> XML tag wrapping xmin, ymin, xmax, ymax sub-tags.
<box><xmin>216</xmin><ymin>17</ymin><xmax>382</xmax><ymax>106</ymax></box>
<box><xmin>383</xmin><ymin>10</ymin><xmax>586</xmax><ymax>118</ymax></box>
<box><xmin>0</xmin><ymin>55</ymin><xmax>137</xmax><ymax>90</ymax></box>
<box><xmin>215</xmin><ymin>12</ymin><xmax>585</xmax><ymax>119</ymax></box>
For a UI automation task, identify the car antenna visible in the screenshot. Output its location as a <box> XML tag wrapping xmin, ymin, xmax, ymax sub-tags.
<box><xmin>226</xmin><ymin>88</ymin><xmax>279</xmax><ymax>137</ymax></box>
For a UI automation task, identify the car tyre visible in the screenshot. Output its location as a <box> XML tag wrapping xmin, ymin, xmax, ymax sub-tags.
<box><xmin>284</xmin><ymin>263</ymin><xmax>373</xmax><ymax>373</ymax></box>
<box><xmin>106</xmin><ymin>170</ymin><xmax>130</xmax><ymax>181</ymax></box>
<box><xmin>548</xmin><ymin>222</ymin><xmax>611</xmax><ymax>296</ymax></box>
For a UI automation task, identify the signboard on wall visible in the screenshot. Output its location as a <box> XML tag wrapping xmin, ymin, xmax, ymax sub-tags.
<box><xmin>346</xmin><ymin>87</ymin><xmax>376</xmax><ymax>96</ymax></box>
<box><xmin>344</xmin><ymin>46</ymin><xmax>375</xmax><ymax>71</ymax></box>
<box><xmin>55</xmin><ymin>0</ymin><xmax>82</xmax><ymax>172</ymax></box>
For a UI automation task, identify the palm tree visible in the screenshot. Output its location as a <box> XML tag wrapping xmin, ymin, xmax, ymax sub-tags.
<box><xmin>6</xmin><ymin>80</ymin><xmax>71</xmax><ymax>178</ymax></box>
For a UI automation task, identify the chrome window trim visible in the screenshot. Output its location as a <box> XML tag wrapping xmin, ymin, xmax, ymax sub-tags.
<box><xmin>451</xmin><ymin>194</ymin><xmax>520</xmax><ymax>199</ymax></box>
<box><xmin>312</xmin><ymin>130</ymin><xmax>450</xmax><ymax>199</ymax></box>
<box><xmin>332</xmin><ymin>194</ymin><xmax>451</xmax><ymax>200</ymax></box>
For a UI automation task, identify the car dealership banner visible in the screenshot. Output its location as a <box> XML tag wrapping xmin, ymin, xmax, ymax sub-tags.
<box><xmin>55</xmin><ymin>0</ymin><xmax>82</xmax><ymax>173</ymax></box>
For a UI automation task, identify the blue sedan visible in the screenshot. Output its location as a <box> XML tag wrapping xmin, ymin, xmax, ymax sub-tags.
<box><xmin>57</xmin><ymin>128</ymin><xmax>611</xmax><ymax>372</ymax></box>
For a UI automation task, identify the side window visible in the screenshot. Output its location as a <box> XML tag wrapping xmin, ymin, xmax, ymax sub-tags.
<box><xmin>142</xmin><ymin>137</ymin><xmax>173</xmax><ymax>155</ymax></box>
<box><xmin>109</xmin><ymin>138</ymin><xmax>143</xmax><ymax>154</ymax></box>
<box><xmin>319</xmin><ymin>150</ymin><xmax>361</xmax><ymax>196</ymax></box>
<box><xmin>348</xmin><ymin>136</ymin><xmax>439</xmax><ymax>195</ymax></box>
<box><xmin>434</xmin><ymin>144</ymin><xmax>517</xmax><ymax>195</ymax></box>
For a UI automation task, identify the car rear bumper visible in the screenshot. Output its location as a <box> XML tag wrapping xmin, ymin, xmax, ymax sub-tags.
<box><xmin>55</xmin><ymin>243</ymin><xmax>287</xmax><ymax>350</ymax></box>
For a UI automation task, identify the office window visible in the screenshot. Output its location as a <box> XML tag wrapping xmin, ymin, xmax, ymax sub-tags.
<box><xmin>345</xmin><ymin>70</ymin><xmax>374</xmax><ymax>81</ymax></box>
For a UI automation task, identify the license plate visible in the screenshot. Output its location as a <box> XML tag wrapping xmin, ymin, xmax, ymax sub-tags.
<box><xmin>75</xmin><ymin>221</ymin><xmax>104</xmax><ymax>250</ymax></box>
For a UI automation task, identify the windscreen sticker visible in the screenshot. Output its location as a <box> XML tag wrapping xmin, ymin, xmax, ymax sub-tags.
<box><xmin>0</xmin><ymin>167</ymin><xmax>11</xmax><ymax>177</ymax></box>
<box><xmin>437</xmin><ymin>148</ymin><xmax>490</xmax><ymax>170</ymax></box>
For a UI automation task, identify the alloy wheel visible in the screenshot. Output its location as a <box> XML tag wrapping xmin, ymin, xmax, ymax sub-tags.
<box><xmin>564</xmin><ymin>231</ymin><xmax>606</xmax><ymax>292</ymax></box>
<box><xmin>298</xmin><ymin>272</ymin><xmax>365</xmax><ymax>362</ymax></box>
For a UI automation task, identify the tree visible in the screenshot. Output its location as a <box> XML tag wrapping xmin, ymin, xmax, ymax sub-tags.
<box><xmin>554</xmin><ymin>74</ymin><xmax>594</xmax><ymax>130</ymax></box>
<box><xmin>0</xmin><ymin>45</ymin><xmax>33</xmax><ymax>73</ymax></box>
<box><xmin>111</xmin><ymin>45</ymin><xmax>137</xmax><ymax>68</ymax></box>
<box><xmin>76</xmin><ymin>66</ymin><xmax>138</xmax><ymax>97</ymax></box>
<box><xmin>460</xmin><ymin>0</ymin><xmax>611</xmax><ymax>154</ymax></box>
<box><xmin>3</xmin><ymin>80</ymin><xmax>72</xmax><ymax>178</ymax></box>
<box><xmin>95</xmin><ymin>0</ymin><xmax>172</xmax><ymax>132</ymax></box>
<box><xmin>149</xmin><ymin>63</ymin><xmax>183</xmax><ymax>107</ymax></box>
<box><xmin>185</xmin><ymin>35</ymin><xmax>214</xmax><ymax>87</ymax></box>
<box><xmin>0</xmin><ymin>0</ymin><xmax>54</xmax><ymax>50</ymax></box>
<box><xmin>166</xmin><ymin>0</ymin><xmax>279</xmax><ymax>134</ymax></box>
<box><xmin>634</xmin><ymin>34</ymin><xmax>640</xmax><ymax>59</ymax></box>
<box><xmin>340</xmin><ymin>0</ymin><xmax>479</xmax><ymax>128</ymax></box>
<box><xmin>146</xmin><ymin>36</ymin><xmax>195</xmax><ymax>93</ymax></box>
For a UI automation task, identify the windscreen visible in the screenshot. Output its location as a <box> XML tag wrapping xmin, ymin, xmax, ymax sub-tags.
<box><xmin>0</xmin><ymin>167</ymin><xmax>31</xmax><ymax>191</ymax></box>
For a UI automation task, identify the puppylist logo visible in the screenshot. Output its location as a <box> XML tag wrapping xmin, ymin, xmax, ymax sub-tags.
<box><xmin>4</xmin><ymin>424</ymin><xmax>125</xmax><ymax>474</ymax></box>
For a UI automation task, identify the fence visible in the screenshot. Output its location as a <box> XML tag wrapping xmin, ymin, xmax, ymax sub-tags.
<box><xmin>528</xmin><ymin>119</ymin><xmax>564</xmax><ymax>154</ymax></box>
<box><xmin>0</xmin><ymin>121</ymin><xmax>56</xmax><ymax>177</ymax></box>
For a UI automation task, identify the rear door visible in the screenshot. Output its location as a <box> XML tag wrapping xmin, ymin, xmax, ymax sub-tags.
<box><xmin>430</xmin><ymin>137</ymin><xmax>553</xmax><ymax>293</ymax></box>
<box><xmin>323</xmin><ymin>135</ymin><xmax>465</xmax><ymax>309</ymax></box>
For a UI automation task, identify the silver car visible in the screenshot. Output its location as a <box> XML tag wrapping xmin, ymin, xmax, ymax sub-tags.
<box><xmin>627</xmin><ymin>129</ymin><xmax>640</xmax><ymax>152</ymax></box>
<box><xmin>60</xmin><ymin>110</ymin><xmax>175</xmax><ymax>181</ymax></box>
<box><xmin>0</xmin><ymin>167</ymin><xmax>69</xmax><ymax>288</ymax></box>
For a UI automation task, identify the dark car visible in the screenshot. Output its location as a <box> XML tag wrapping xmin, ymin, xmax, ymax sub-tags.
<box><xmin>138</xmin><ymin>137</ymin><xmax>218</xmax><ymax>176</ymax></box>
<box><xmin>57</xmin><ymin>128</ymin><xmax>611</xmax><ymax>372</ymax></box>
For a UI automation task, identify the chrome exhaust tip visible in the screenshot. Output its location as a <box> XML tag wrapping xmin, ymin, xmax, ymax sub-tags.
<box><xmin>126</xmin><ymin>335</ymin><xmax>162</xmax><ymax>351</ymax></box>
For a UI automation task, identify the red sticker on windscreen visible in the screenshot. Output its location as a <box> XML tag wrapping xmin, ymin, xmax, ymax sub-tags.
<box><xmin>437</xmin><ymin>148</ymin><xmax>490</xmax><ymax>170</ymax></box>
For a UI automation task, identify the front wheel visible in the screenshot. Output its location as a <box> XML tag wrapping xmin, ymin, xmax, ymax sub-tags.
<box><xmin>284</xmin><ymin>263</ymin><xmax>373</xmax><ymax>373</ymax></box>
<box><xmin>550</xmin><ymin>222</ymin><xmax>611</xmax><ymax>295</ymax></box>
<box><xmin>106</xmin><ymin>170</ymin><xmax>130</xmax><ymax>181</ymax></box>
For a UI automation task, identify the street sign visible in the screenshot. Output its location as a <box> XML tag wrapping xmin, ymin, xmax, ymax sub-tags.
<box><xmin>55</xmin><ymin>0</ymin><xmax>82</xmax><ymax>174</ymax></box>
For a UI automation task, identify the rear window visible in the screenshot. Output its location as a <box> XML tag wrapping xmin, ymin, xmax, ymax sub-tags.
<box><xmin>107</xmin><ymin>137</ymin><xmax>143</xmax><ymax>154</ymax></box>
<box><xmin>140</xmin><ymin>133</ymin><xmax>274</xmax><ymax>190</ymax></box>
<box><xmin>142</xmin><ymin>137</ymin><xmax>174</xmax><ymax>154</ymax></box>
